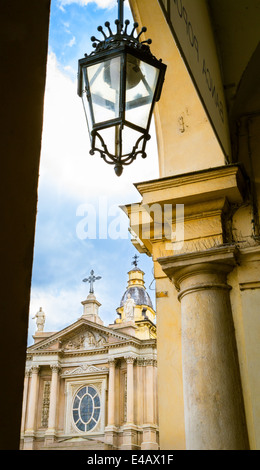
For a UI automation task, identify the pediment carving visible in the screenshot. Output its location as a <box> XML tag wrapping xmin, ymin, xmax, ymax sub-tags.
<box><xmin>61</xmin><ymin>328</ymin><xmax>108</xmax><ymax>351</ymax></box>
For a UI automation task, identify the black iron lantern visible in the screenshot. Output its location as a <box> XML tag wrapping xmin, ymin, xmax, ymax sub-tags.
<box><xmin>78</xmin><ymin>0</ymin><xmax>166</xmax><ymax>176</ymax></box>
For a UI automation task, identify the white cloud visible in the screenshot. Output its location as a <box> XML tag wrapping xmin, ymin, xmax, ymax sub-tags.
<box><xmin>67</xmin><ymin>35</ymin><xmax>76</xmax><ymax>47</ymax></box>
<box><xmin>58</xmin><ymin>0</ymin><xmax>118</xmax><ymax>10</ymax></box>
<box><xmin>28</xmin><ymin>286</ymin><xmax>85</xmax><ymax>344</ymax></box>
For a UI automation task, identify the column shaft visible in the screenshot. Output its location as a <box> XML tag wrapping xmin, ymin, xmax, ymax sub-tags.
<box><xmin>20</xmin><ymin>370</ymin><xmax>30</xmax><ymax>435</ymax></box>
<box><xmin>159</xmin><ymin>248</ymin><xmax>249</xmax><ymax>450</ymax></box>
<box><xmin>46</xmin><ymin>364</ymin><xmax>60</xmax><ymax>436</ymax></box>
<box><xmin>141</xmin><ymin>359</ymin><xmax>158</xmax><ymax>450</ymax></box>
<box><xmin>136</xmin><ymin>359</ymin><xmax>143</xmax><ymax>425</ymax></box>
<box><xmin>25</xmin><ymin>366</ymin><xmax>39</xmax><ymax>433</ymax></box>
<box><xmin>107</xmin><ymin>359</ymin><xmax>116</xmax><ymax>426</ymax></box>
<box><xmin>126</xmin><ymin>357</ymin><xmax>134</xmax><ymax>425</ymax></box>
<box><xmin>145</xmin><ymin>360</ymin><xmax>154</xmax><ymax>424</ymax></box>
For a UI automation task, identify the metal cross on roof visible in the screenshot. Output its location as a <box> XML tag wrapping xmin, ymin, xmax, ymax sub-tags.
<box><xmin>82</xmin><ymin>270</ymin><xmax>102</xmax><ymax>294</ymax></box>
<box><xmin>132</xmin><ymin>254</ymin><xmax>139</xmax><ymax>268</ymax></box>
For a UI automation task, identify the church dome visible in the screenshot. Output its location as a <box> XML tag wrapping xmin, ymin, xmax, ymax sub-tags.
<box><xmin>120</xmin><ymin>285</ymin><xmax>153</xmax><ymax>309</ymax></box>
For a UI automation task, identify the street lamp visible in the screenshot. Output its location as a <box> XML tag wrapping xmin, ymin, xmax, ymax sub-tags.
<box><xmin>78</xmin><ymin>0</ymin><xmax>166</xmax><ymax>176</ymax></box>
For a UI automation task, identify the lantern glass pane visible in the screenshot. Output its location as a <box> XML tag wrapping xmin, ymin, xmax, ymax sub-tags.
<box><xmin>87</xmin><ymin>56</ymin><xmax>121</xmax><ymax>124</ymax></box>
<box><xmin>125</xmin><ymin>54</ymin><xmax>159</xmax><ymax>130</ymax></box>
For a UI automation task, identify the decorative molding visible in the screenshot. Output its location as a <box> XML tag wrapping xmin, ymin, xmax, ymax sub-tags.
<box><xmin>41</xmin><ymin>381</ymin><xmax>51</xmax><ymax>428</ymax></box>
<box><xmin>178</xmin><ymin>282</ymin><xmax>232</xmax><ymax>301</ymax></box>
<box><xmin>62</xmin><ymin>364</ymin><xmax>108</xmax><ymax>377</ymax></box>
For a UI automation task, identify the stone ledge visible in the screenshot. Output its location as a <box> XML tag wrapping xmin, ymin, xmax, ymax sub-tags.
<box><xmin>134</xmin><ymin>164</ymin><xmax>246</xmax><ymax>206</ymax></box>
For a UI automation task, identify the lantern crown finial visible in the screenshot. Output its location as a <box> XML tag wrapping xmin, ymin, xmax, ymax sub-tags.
<box><xmin>87</xmin><ymin>18</ymin><xmax>153</xmax><ymax>58</ymax></box>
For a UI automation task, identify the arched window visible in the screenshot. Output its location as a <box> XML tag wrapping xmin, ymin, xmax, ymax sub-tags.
<box><xmin>72</xmin><ymin>385</ymin><xmax>101</xmax><ymax>432</ymax></box>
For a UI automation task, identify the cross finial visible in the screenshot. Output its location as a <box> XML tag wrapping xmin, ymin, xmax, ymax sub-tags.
<box><xmin>83</xmin><ymin>270</ymin><xmax>102</xmax><ymax>294</ymax></box>
<box><xmin>132</xmin><ymin>254</ymin><xmax>139</xmax><ymax>268</ymax></box>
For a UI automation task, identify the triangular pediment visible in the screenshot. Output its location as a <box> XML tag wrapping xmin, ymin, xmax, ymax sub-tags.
<box><xmin>27</xmin><ymin>317</ymin><xmax>140</xmax><ymax>354</ymax></box>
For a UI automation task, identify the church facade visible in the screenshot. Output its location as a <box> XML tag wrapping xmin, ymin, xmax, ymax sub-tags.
<box><xmin>20</xmin><ymin>264</ymin><xmax>158</xmax><ymax>450</ymax></box>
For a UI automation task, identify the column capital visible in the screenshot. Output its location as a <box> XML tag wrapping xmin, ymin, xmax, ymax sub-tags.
<box><xmin>30</xmin><ymin>365</ymin><xmax>40</xmax><ymax>374</ymax></box>
<box><xmin>136</xmin><ymin>357</ymin><xmax>145</xmax><ymax>366</ymax></box>
<box><xmin>158</xmin><ymin>245</ymin><xmax>238</xmax><ymax>292</ymax></box>
<box><xmin>50</xmin><ymin>363</ymin><xmax>61</xmax><ymax>373</ymax></box>
<box><xmin>108</xmin><ymin>357</ymin><xmax>116</xmax><ymax>366</ymax></box>
<box><xmin>143</xmin><ymin>357</ymin><xmax>155</xmax><ymax>366</ymax></box>
<box><xmin>124</xmin><ymin>354</ymin><xmax>136</xmax><ymax>364</ymax></box>
<box><xmin>24</xmin><ymin>368</ymin><xmax>31</xmax><ymax>377</ymax></box>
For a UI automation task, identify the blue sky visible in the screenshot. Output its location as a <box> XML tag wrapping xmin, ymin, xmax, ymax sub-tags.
<box><xmin>28</xmin><ymin>0</ymin><xmax>159</xmax><ymax>343</ymax></box>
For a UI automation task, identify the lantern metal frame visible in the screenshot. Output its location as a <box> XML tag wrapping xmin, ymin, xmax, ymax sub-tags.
<box><xmin>77</xmin><ymin>0</ymin><xmax>166</xmax><ymax>176</ymax></box>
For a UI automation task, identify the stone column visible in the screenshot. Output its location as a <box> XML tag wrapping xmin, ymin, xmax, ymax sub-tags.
<box><xmin>153</xmin><ymin>360</ymin><xmax>158</xmax><ymax>426</ymax></box>
<box><xmin>159</xmin><ymin>246</ymin><xmax>249</xmax><ymax>450</ymax></box>
<box><xmin>141</xmin><ymin>358</ymin><xmax>158</xmax><ymax>450</ymax></box>
<box><xmin>45</xmin><ymin>363</ymin><xmax>60</xmax><ymax>443</ymax></box>
<box><xmin>20</xmin><ymin>369</ymin><xmax>30</xmax><ymax>437</ymax></box>
<box><xmin>105</xmin><ymin>358</ymin><xmax>117</xmax><ymax>448</ymax></box>
<box><xmin>23</xmin><ymin>365</ymin><xmax>39</xmax><ymax>450</ymax></box>
<box><xmin>122</xmin><ymin>355</ymin><xmax>137</xmax><ymax>450</ymax></box>
<box><xmin>107</xmin><ymin>358</ymin><xmax>116</xmax><ymax>426</ymax></box>
<box><xmin>145</xmin><ymin>359</ymin><xmax>154</xmax><ymax>424</ymax></box>
<box><xmin>136</xmin><ymin>358</ymin><xmax>144</xmax><ymax>426</ymax></box>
